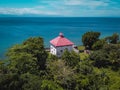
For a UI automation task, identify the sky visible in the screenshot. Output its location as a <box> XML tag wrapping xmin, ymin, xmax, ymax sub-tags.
<box><xmin>0</xmin><ymin>0</ymin><xmax>120</xmax><ymax>17</ymax></box>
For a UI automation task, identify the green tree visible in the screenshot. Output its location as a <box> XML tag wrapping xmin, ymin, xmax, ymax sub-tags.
<box><xmin>7</xmin><ymin>37</ymin><xmax>48</xmax><ymax>74</ymax></box>
<box><xmin>88</xmin><ymin>71</ymin><xmax>109</xmax><ymax>90</ymax></box>
<box><xmin>90</xmin><ymin>44</ymin><xmax>120</xmax><ymax>70</ymax></box>
<box><xmin>62</xmin><ymin>50</ymin><xmax>80</xmax><ymax>68</ymax></box>
<box><xmin>82</xmin><ymin>31</ymin><xmax>101</xmax><ymax>50</ymax></box>
<box><xmin>92</xmin><ymin>39</ymin><xmax>106</xmax><ymax>50</ymax></box>
<box><xmin>0</xmin><ymin>60</ymin><xmax>8</xmax><ymax>74</ymax></box>
<box><xmin>8</xmin><ymin>51</ymin><xmax>38</xmax><ymax>74</ymax></box>
<box><xmin>0</xmin><ymin>37</ymin><xmax>48</xmax><ymax>90</ymax></box>
<box><xmin>0</xmin><ymin>73</ymin><xmax>22</xmax><ymax>90</ymax></box>
<box><xmin>75</xmin><ymin>59</ymin><xmax>93</xmax><ymax>75</ymax></box>
<box><xmin>47</xmin><ymin>60</ymin><xmax>75</xmax><ymax>89</ymax></box>
<box><xmin>105</xmin><ymin>33</ymin><xmax>119</xmax><ymax>44</ymax></box>
<box><xmin>41</xmin><ymin>80</ymin><xmax>63</xmax><ymax>90</ymax></box>
<box><xmin>74</xmin><ymin>60</ymin><xmax>109</xmax><ymax>90</ymax></box>
<box><xmin>22</xmin><ymin>37</ymin><xmax>48</xmax><ymax>70</ymax></box>
<box><xmin>90</xmin><ymin>50</ymin><xmax>110</xmax><ymax>68</ymax></box>
<box><xmin>47</xmin><ymin>54</ymin><xmax>58</xmax><ymax>61</ymax></box>
<box><xmin>20</xmin><ymin>73</ymin><xmax>42</xmax><ymax>90</ymax></box>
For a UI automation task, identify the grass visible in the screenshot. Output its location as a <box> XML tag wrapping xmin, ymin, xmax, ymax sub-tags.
<box><xmin>78</xmin><ymin>45</ymin><xmax>85</xmax><ymax>50</ymax></box>
<box><xmin>78</xmin><ymin>45</ymin><xmax>89</xmax><ymax>60</ymax></box>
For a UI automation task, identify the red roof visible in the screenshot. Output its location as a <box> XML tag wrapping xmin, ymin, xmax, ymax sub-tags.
<box><xmin>50</xmin><ymin>33</ymin><xmax>74</xmax><ymax>47</ymax></box>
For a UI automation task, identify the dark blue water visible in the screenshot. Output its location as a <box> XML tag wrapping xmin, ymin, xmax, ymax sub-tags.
<box><xmin>0</xmin><ymin>17</ymin><xmax>120</xmax><ymax>59</ymax></box>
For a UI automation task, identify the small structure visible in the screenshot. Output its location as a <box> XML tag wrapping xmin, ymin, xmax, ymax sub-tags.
<box><xmin>50</xmin><ymin>33</ymin><xmax>74</xmax><ymax>57</ymax></box>
<box><xmin>73</xmin><ymin>45</ymin><xmax>79</xmax><ymax>53</ymax></box>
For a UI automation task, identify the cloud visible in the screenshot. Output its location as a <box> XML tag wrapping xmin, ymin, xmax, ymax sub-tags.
<box><xmin>65</xmin><ymin>0</ymin><xmax>110</xmax><ymax>11</ymax></box>
<box><xmin>42</xmin><ymin>0</ymin><xmax>109</xmax><ymax>9</ymax></box>
<box><xmin>0</xmin><ymin>0</ymin><xmax>120</xmax><ymax>17</ymax></box>
<box><xmin>0</xmin><ymin>7</ymin><xmax>60</xmax><ymax>15</ymax></box>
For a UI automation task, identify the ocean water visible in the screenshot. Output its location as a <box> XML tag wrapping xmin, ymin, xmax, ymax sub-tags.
<box><xmin>0</xmin><ymin>17</ymin><xmax>120</xmax><ymax>58</ymax></box>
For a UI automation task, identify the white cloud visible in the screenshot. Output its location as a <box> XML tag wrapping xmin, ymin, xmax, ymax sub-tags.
<box><xmin>0</xmin><ymin>0</ymin><xmax>119</xmax><ymax>17</ymax></box>
<box><xmin>64</xmin><ymin>0</ymin><xmax>108</xmax><ymax>8</ymax></box>
<box><xmin>0</xmin><ymin>7</ymin><xmax>60</xmax><ymax>15</ymax></box>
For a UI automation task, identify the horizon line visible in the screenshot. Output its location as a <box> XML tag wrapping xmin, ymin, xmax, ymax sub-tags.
<box><xmin>0</xmin><ymin>14</ymin><xmax>120</xmax><ymax>18</ymax></box>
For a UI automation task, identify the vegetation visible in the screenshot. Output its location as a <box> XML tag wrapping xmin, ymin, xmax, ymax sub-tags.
<box><xmin>62</xmin><ymin>50</ymin><xmax>80</xmax><ymax>67</ymax></box>
<box><xmin>0</xmin><ymin>32</ymin><xmax>120</xmax><ymax>90</ymax></box>
<box><xmin>92</xmin><ymin>39</ymin><xmax>106</xmax><ymax>50</ymax></box>
<box><xmin>82</xmin><ymin>31</ymin><xmax>100</xmax><ymax>50</ymax></box>
<box><xmin>78</xmin><ymin>45</ymin><xmax>85</xmax><ymax>50</ymax></box>
<box><xmin>105</xmin><ymin>33</ymin><xmax>119</xmax><ymax>44</ymax></box>
<box><xmin>90</xmin><ymin>44</ymin><xmax>120</xmax><ymax>70</ymax></box>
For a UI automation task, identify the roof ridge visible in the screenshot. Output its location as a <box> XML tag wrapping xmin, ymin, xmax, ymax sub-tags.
<box><xmin>50</xmin><ymin>34</ymin><xmax>74</xmax><ymax>47</ymax></box>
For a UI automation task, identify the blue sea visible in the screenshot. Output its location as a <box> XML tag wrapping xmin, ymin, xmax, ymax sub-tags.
<box><xmin>0</xmin><ymin>17</ymin><xmax>120</xmax><ymax>59</ymax></box>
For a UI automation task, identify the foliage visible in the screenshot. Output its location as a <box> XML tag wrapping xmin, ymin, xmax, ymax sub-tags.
<box><xmin>47</xmin><ymin>59</ymin><xmax>75</xmax><ymax>89</ymax></box>
<box><xmin>41</xmin><ymin>80</ymin><xmax>63</xmax><ymax>90</ymax></box>
<box><xmin>20</xmin><ymin>73</ymin><xmax>42</xmax><ymax>90</ymax></box>
<box><xmin>78</xmin><ymin>45</ymin><xmax>85</xmax><ymax>50</ymax></box>
<box><xmin>75</xmin><ymin>60</ymin><xmax>93</xmax><ymax>75</ymax></box>
<box><xmin>92</xmin><ymin>39</ymin><xmax>106</xmax><ymax>50</ymax></box>
<box><xmin>74</xmin><ymin>60</ymin><xmax>109</xmax><ymax>90</ymax></box>
<box><xmin>105</xmin><ymin>69</ymin><xmax>120</xmax><ymax>90</ymax></box>
<box><xmin>7</xmin><ymin>37</ymin><xmax>48</xmax><ymax>75</ymax></box>
<box><xmin>79</xmin><ymin>52</ymin><xmax>89</xmax><ymax>60</ymax></box>
<box><xmin>47</xmin><ymin>54</ymin><xmax>58</xmax><ymax>61</ymax></box>
<box><xmin>62</xmin><ymin>50</ymin><xmax>80</xmax><ymax>68</ymax></box>
<box><xmin>82</xmin><ymin>31</ymin><xmax>100</xmax><ymax>50</ymax></box>
<box><xmin>105</xmin><ymin>33</ymin><xmax>119</xmax><ymax>44</ymax></box>
<box><xmin>90</xmin><ymin>50</ymin><xmax>110</xmax><ymax>68</ymax></box>
<box><xmin>0</xmin><ymin>60</ymin><xmax>8</xmax><ymax>74</ymax></box>
<box><xmin>0</xmin><ymin>34</ymin><xmax>120</xmax><ymax>90</ymax></box>
<box><xmin>22</xmin><ymin>37</ymin><xmax>48</xmax><ymax>70</ymax></box>
<box><xmin>90</xmin><ymin>44</ymin><xmax>120</xmax><ymax>70</ymax></box>
<box><xmin>0</xmin><ymin>37</ymin><xmax>48</xmax><ymax>90</ymax></box>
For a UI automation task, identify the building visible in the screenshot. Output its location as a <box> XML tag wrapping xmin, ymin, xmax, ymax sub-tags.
<box><xmin>50</xmin><ymin>33</ymin><xmax>74</xmax><ymax>57</ymax></box>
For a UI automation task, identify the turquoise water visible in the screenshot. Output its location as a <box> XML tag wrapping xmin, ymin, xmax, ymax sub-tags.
<box><xmin>0</xmin><ymin>17</ymin><xmax>120</xmax><ymax>58</ymax></box>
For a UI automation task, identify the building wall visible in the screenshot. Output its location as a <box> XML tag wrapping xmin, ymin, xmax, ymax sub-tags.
<box><xmin>50</xmin><ymin>45</ymin><xmax>73</xmax><ymax>57</ymax></box>
<box><xmin>50</xmin><ymin>45</ymin><xmax>57</xmax><ymax>55</ymax></box>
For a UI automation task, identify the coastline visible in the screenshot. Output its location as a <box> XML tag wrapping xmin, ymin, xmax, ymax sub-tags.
<box><xmin>0</xmin><ymin>17</ymin><xmax>120</xmax><ymax>59</ymax></box>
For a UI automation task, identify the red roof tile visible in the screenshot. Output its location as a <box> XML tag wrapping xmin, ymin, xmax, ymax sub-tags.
<box><xmin>50</xmin><ymin>33</ymin><xmax>74</xmax><ymax>47</ymax></box>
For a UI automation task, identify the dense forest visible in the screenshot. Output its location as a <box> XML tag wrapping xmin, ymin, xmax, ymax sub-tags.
<box><xmin>0</xmin><ymin>31</ymin><xmax>120</xmax><ymax>90</ymax></box>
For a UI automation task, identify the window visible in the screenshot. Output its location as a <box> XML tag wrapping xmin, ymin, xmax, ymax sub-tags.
<box><xmin>60</xmin><ymin>50</ymin><xmax>63</xmax><ymax>52</ymax></box>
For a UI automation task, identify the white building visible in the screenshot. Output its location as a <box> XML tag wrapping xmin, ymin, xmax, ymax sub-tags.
<box><xmin>50</xmin><ymin>33</ymin><xmax>74</xmax><ymax>57</ymax></box>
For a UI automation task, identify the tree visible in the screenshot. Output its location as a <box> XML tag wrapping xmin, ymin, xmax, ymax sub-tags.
<box><xmin>0</xmin><ymin>72</ymin><xmax>23</xmax><ymax>90</ymax></box>
<box><xmin>105</xmin><ymin>33</ymin><xmax>119</xmax><ymax>44</ymax></box>
<box><xmin>8</xmin><ymin>51</ymin><xmax>38</xmax><ymax>74</ymax></box>
<box><xmin>62</xmin><ymin>50</ymin><xmax>80</xmax><ymax>68</ymax></box>
<box><xmin>7</xmin><ymin>37</ymin><xmax>48</xmax><ymax>74</ymax></box>
<box><xmin>47</xmin><ymin>54</ymin><xmax>58</xmax><ymax>61</ymax></box>
<box><xmin>41</xmin><ymin>80</ymin><xmax>63</xmax><ymax>90</ymax></box>
<box><xmin>82</xmin><ymin>31</ymin><xmax>101</xmax><ymax>50</ymax></box>
<box><xmin>90</xmin><ymin>50</ymin><xmax>110</xmax><ymax>68</ymax></box>
<box><xmin>1</xmin><ymin>34</ymin><xmax>120</xmax><ymax>90</ymax></box>
<box><xmin>0</xmin><ymin>60</ymin><xmax>8</xmax><ymax>74</ymax></box>
<box><xmin>22</xmin><ymin>37</ymin><xmax>48</xmax><ymax>70</ymax></box>
<box><xmin>20</xmin><ymin>73</ymin><xmax>42</xmax><ymax>90</ymax></box>
<box><xmin>90</xmin><ymin>44</ymin><xmax>120</xmax><ymax>70</ymax></box>
<box><xmin>75</xmin><ymin>59</ymin><xmax>93</xmax><ymax>75</ymax></box>
<box><xmin>74</xmin><ymin>59</ymin><xmax>109</xmax><ymax>90</ymax></box>
<box><xmin>0</xmin><ymin>37</ymin><xmax>48</xmax><ymax>90</ymax></box>
<box><xmin>92</xmin><ymin>39</ymin><xmax>106</xmax><ymax>50</ymax></box>
<box><xmin>47</xmin><ymin>60</ymin><xmax>75</xmax><ymax>89</ymax></box>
